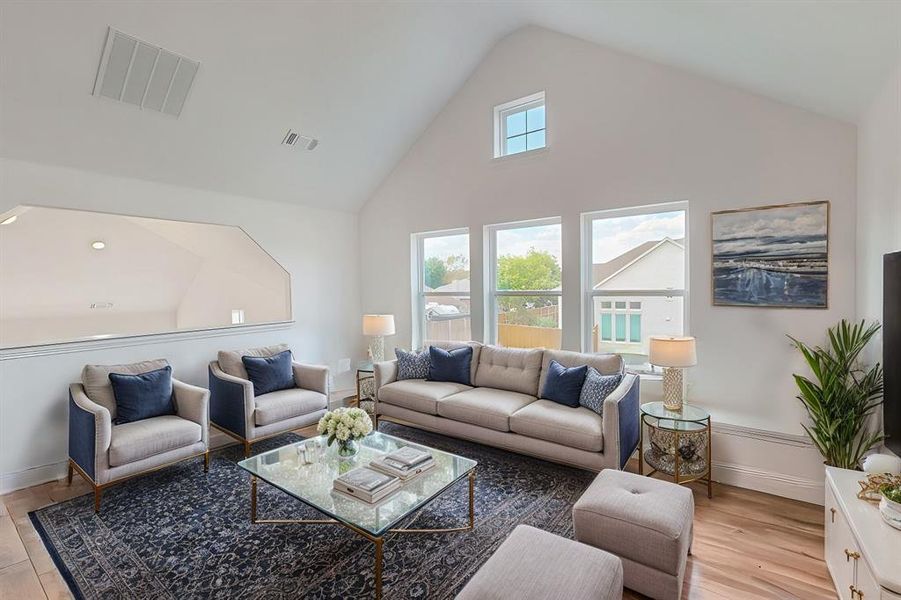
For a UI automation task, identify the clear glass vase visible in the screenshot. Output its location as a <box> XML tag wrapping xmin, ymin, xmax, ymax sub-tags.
<box><xmin>337</xmin><ymin>438</ymin><xmax>358</xmax><ymax>458</ymax></box>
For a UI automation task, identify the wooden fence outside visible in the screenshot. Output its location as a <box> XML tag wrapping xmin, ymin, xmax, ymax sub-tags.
<box><xmin>497</xmin><ymin>323</ymin><xmax>561</xmax><ymax>349</ymax></box>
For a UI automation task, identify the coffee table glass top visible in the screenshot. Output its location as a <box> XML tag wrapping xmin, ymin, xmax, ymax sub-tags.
<box><xmin>238</xmin><ymin>432</ymin><xmax>477</xmax><ymax>536</ymax></box>
<box><xmin>641</xmin><ymin>401</ymin><xmax>709</xmax><ymax>423</ymax></box>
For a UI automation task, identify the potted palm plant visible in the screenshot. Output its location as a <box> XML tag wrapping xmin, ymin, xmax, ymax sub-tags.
<box><xmin>789</xmin><ymin>319</ymin><xmax>884</xmax><ymax>470</ymax></box>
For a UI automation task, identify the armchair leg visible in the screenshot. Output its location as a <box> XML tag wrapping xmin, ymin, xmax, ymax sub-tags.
<box><xmin>243</xmin><ymin>441</ymin><xmax>251</xmax><ymax>458</ymax></box>
<box><xmin>203</xmin><ymin>451</ymin><xmax>210</xmax><ymax>472</ymax></box>
<box><xmin>93</xmin><ymin>487</ymin><xmax>102</xmax><ymax>513</ymax></box>
<box><xmin>67</xmin><ymin>462</ymin><xmax>73</xmax><ymax>485</ymax></box>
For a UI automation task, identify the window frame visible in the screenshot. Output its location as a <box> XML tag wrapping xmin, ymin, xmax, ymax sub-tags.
<box><xmin>493</xmin><ymin>91</ymin><xmax>546</xmax><ymax>158</ymax></box>
<box><xmin>580</xmin><ymin>202</ymin><xmax>690</xmax><ymax>372</ymax></box>
<box><xmin>411</xmin><ymin>227</ymin><xmax>471</xmax><ymax>350</ymax></box>
<box><xmin>484</xmin><ymin>216</ymin><xmax>562</xmax><ymax>345</ymax></box>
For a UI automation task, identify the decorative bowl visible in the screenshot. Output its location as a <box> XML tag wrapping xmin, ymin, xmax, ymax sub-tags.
<box><xmin>880</xmin><ymin>494</ymin><xmax>901</xmax><ymax>530</ymax></box>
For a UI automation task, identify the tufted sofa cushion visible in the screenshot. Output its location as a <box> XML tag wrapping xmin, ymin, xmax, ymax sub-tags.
<box><xmin>537</xmin><ymin>349</ymin><xmax>623</xmax><ymax>396</ymax></box>
<box><xmin>473</xmin><ymin>346</ymin><xmax>544</xmax><ymax>396</ymax></box>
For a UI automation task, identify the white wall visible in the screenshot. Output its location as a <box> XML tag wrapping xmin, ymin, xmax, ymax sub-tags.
<box><xmin>857</xmin><ymin>63</ymin><xmax>901</xmax><ymax>354</ymax></box>
<box><xmin>360</xmin><ymin>27</ymin><xmax>857</xmax><ymax>502</ymax></box>
<box><xmin>856</xmin><ymin>61</ymin><xmax>901</xmax><ymax>454</ymax></box>
<box><xmin>0</xmin><ymin>158</ymin><xmax>363</xmax><ymax>492</ymax></box>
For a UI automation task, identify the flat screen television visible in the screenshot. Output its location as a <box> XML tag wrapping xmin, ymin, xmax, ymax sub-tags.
<box><xmin>884</xmin><ymin>252</ymin><xmax>901</xmax><ymax>456</ymax></box>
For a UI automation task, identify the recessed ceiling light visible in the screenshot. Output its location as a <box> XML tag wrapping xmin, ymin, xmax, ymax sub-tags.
<box><xmin>91</xmin><ymin>241</ymin><xmax>106</xmax><ymax>250</ymax></box>
<box><xmin>1</xmin><ymin>215</ymin><xmax>17</xmax><ymax>225</ymax></box>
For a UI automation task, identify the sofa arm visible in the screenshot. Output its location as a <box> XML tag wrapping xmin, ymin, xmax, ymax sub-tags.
<box><xmin>208</xmin><ymin>361</ymin><xmax>254</xmax><ymax>439</ymax></box>
<box><xmin>292</xmin><ymin>362</ymin><xmax>329</xmax><ymax>396</ymax></box>
<box><xmin>602</xmin><ymin>373</ymin><xmax>640</xmax><ymax>470</ymax></box>
<box><xmin>173</xmin><ymin>379</ymin><xmax>210</xmax><ymax>447</ymax></box>
<box><xmin>68</xmin><ymin>383</ymin><xmax>112</xmax><ymax>482</ymax></box>
<box><xmin>373</xmin><ymin>360</ymin><xmax>397</xmax><ymax>398</ymax></box>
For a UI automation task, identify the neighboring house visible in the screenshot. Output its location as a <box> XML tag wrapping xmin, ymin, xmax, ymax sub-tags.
<box><xmin>423</xmin><ymin>278</ymin><xmax>472</xmax><ymax>342</ymax></box>
<box><xmin>592</xmin><ymin>238</ymin><xmax>684</xmax><ymax>357</ymax></box>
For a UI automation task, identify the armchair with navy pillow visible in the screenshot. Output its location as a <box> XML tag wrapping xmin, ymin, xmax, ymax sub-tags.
<box><xmin>208</xmin><ymin>344</ymin><xmax>329</xmax><ymax>457</ymax></box>
<box><xmin>68</xmin><ymin>359</ymin><xmax>210</xmax><ymax>513</ymax></box>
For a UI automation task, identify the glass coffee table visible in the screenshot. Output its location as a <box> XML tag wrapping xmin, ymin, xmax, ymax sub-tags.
<box><xmin>238</xmin><ymin>432</ymin><xmax>477</xmax><ymax>599</ymax></box>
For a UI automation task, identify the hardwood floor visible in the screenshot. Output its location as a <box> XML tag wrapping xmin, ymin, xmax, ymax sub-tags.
<box><xmin>0</xmin><ymin>431</ymin><xmax>836</xmax><ymax>600</ymax></box>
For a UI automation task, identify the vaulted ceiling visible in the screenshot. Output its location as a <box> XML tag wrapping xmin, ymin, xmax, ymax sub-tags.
<box><xmin>1</xmin><ymin>1</ymin><xmax>898</xmax><ymax>212</ymax></box>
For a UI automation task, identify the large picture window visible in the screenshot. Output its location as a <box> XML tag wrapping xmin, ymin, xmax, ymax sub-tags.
<box><xmin>582</xmin><ymin>205</ymin><xmax>687</xmax><ymax>372</ymax></box>
<box><xmin>487</xmin><ymin>218</ymin><xmax>562</xmax><ymax>349</ymax></box>
<box><xmin>412</xmin><ymin>229</ymin><xmax>470</xmax><ymax>348</ymax></box>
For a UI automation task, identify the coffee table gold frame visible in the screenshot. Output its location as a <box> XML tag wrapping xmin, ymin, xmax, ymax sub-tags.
<box><xmin>249</xmin><ymin>468</ymin><xmax>476</xmax><ymax>599</ymax></box>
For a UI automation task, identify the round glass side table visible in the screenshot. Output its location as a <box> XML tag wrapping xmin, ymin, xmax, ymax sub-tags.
<box><xmin>639</xmin><ymin>401</ymin><xmax>712</xmax><ymax>498</ymax></box>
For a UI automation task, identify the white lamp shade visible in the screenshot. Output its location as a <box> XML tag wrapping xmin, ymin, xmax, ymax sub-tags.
<box><xmin>362</xmin><ymin>314</ymin><xmax>395</xmax><ymax>336</ymax></box>
<box><xmin>649</xmin><ymin>336</ymin><xmax>697</xmax><ymax>368</ymax></box>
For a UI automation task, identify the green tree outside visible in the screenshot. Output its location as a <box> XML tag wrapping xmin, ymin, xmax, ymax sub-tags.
<box><xmin>424</xmin><ymin>256</ymin><xmax>447</xmax><ymax>290</ymax></box>
<box><xmin>496</xmin><ymin>249</ymin><xmax>561</xmax><ymax>327</ymax></box>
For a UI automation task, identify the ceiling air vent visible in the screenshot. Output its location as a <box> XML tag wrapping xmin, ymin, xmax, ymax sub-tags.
<box><xmin>93</xmin><ymin>27</ymin><xmax>200</xmax><ymax>118</ymax></box>
<box><xmin>282</xmin><ymin>129</ymin><xmax>319</xmax><ymax>150</ymax></box>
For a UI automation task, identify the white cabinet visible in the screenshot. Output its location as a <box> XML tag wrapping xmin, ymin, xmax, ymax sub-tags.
<box><xmin>825</xmin><ymin>467</ymin><xmax>901</xmax><ymax>600</ymax></box>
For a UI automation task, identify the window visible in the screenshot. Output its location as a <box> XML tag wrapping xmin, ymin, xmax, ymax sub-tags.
<box><xmin>487</xmin><ymin>218</ymin><xmax>561</xmax><ymax>349</ymax></box>
<box><xmin>494</xmin><ymin>92</ymin><xmax>545</xmax><ymax>158</ymax></box>
<box><xmin>582</xmin><ymin>205</ymin><xmax>687</xmax><ymax>373</ymax></box>
<box><xmin>413</xmin><ymin>229</ymin><xmax>470</xmax><ymax>348</ymax></box>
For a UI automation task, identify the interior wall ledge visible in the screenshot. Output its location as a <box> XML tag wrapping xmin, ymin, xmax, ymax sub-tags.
<box><xmin>711</xmin><ymin>421</ymin><xmax>813</xmax><ymax>448</ymax></box>
<box><xmin>0</xmin><ymin>320</ymin><xmax>295</xmax><ymax>361</ymax></box>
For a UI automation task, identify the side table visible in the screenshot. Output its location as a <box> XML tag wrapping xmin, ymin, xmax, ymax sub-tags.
<box><xmin>355</xmin><ymin>361</ymin><xmax>375</xmax><ymax>416</ymax></box>
<box><xmin>638</xmin><ymin>401</ymin><xmax>712</xmax><ymax>498</ymax></box>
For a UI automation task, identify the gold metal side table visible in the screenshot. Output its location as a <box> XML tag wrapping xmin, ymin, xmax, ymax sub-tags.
<box><xmin>355</xmin><ymin>361</ymin><xmax>375</xmax><ymax>414</ymax></box>
<box><xmin>639</xmin><ymin>401</ymin><xmax>712</xmax><ymax>498</ymax></box>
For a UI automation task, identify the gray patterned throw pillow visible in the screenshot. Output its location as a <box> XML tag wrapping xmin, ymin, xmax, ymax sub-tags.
<box><xmin>579</xmin><ymin>367</ymin><xmax>624</xmax><ymax>415</ymax></box>
<box><xmin>395</xmin><ymin>348</ymin><xmax>430</xmax><ymax>380</ymax></box>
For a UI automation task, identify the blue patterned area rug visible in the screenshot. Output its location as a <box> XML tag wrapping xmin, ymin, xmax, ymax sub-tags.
<box><xmin>31</xmin><ymin>422</ymin><xmax>595</xmax><ymax>599</ymax></box>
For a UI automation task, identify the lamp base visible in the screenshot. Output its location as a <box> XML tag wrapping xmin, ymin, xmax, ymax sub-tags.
<box><xmin>662</xmin><ymin>367</ymin><xmax>684</xmax><ymax>411</ymax></box>
<box><xmin>368</xmin><ymin>336</ymin><xmax>385</xmax><ymax>363</ymax></box>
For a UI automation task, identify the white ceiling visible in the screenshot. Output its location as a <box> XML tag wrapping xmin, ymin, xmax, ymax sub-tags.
<box><xmin>1</xmin><ymin>1</ymin><xmax>898</xmax><ymax>212</ymax></box>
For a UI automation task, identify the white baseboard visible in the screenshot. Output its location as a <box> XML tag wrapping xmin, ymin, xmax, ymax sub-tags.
<box><xmin>712</xmin><ymin>460</ymin><xmax>824</xmax><ymax>505</ymax></box>
<box><xmin>1</xmin><ymin>460</ymin><xmax>67</xmax><ymax>495</ymax></box>
<box><xmin>709</xmin><ymin>420</ymin><xmax>824</xmax><ymax>505</ymax></box>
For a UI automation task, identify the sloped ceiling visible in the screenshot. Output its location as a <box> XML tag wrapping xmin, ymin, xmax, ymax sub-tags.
<box><xmin>0</xmin><ymin>1</ymin><xmax>898</xmax><ymax>212</ymax></box>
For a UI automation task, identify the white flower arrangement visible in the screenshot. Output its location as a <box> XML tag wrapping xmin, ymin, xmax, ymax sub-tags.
<box><xmin>317</xmin><ymin>407</ymin><xmax>373</xmax><ymax>447</ymax></box>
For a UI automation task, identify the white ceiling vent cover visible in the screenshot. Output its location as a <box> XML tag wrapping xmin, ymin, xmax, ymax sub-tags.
<box><xmin>93</xmin><ymin>28</ymin><xmax>200</xmax><ymax>118</ymax></box>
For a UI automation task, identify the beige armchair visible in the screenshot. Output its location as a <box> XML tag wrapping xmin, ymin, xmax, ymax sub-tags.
<box><xmin>208</xmin><ymin>344</ymin><xmax>329</xmax><ymax>457</ymax></box>
<box><xmin>68</xmin><ymin>359</ymin><xmax>210</xmax><ymax>512</ymax></box>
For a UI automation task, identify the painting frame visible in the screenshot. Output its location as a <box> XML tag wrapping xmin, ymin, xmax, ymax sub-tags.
<box><xmin>710</xmin><ymin>200</ymin><xmax>830</xmax><ymax>309</ymax></box>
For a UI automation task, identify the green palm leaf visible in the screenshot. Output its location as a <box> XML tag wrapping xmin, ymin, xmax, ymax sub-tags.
<box><xmin>788</xmin><ymin>319</ymin><xmax>884</xmax><ymax>470</ymax></box>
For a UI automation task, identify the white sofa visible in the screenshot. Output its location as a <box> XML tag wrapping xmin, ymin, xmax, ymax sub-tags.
<box><xmin>373</xmin><ymin>342</ymin><xmax>640</xmax><ymax>471</ymax></box>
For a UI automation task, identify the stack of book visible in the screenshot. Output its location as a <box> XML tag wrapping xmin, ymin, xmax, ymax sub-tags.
<box><xmin>370</xmin><ymin>446</ymin><xmax>435</xmax><ymax>481</ymax></box>
<box><xmin>333</xmin><ymin>467</ymin><xmax>401</xmax><ymax>503</ymax></box>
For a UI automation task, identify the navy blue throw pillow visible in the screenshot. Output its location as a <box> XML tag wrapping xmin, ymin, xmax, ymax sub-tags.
<box><xmin>109</xmin><ymin>366</ymin><xmax>176</xmax><ymax>424</ymax></box>
<box><xmin>428</xmin><ymin>346</ymin><xmax>473</xmax><ymax>385</ymax></box>
<box><xmin>242</xmin><ymin>350</ymin><xmax>295</xmax><ymax>396</ymax></box>
<box><xmin>541</xmin><ymin>360</ymin><xmax>588</xmax><ymax>408</ymax></box>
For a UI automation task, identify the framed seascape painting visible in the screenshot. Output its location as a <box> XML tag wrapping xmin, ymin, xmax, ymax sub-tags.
<box><xmin>711</xmin><ymin>201</ymin><xmax>829</xmax><ymax>308</ymax></box>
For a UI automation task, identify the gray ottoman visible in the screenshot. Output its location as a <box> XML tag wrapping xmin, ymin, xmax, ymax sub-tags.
<box><xmin>573</xmin><ymin>470</ymin><xmax>694</xmax><ymax>600</ymax></box>
<box><xmin>456</xmin><ymin>525</ymin><xmax>623</xmax><ymax>600</ymax></box>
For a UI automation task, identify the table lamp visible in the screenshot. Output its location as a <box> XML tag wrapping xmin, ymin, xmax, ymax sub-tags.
<box><xmin>362</xmin><ymin>314</ymin><xmax>395</xmax><ymax>362</ymax></box>
<box><xmin>649</xmin><ymin>336</ymin><xmax>697</xmax><ymax>411</ymax></box>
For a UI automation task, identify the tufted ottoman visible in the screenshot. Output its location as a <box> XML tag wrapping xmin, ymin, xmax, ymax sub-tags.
<box><xmin>573</xmin><ymin>470</ymin><xmax>694</xmax><ymax>600</ymax></box>
<box><xmin>456</xmin><ymin>525</ymin><xmax>624</xmax><ymax>600</ymax></box>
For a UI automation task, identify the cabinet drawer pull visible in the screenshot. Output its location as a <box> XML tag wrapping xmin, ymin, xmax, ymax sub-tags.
<box><xmin>844</xmin><ymin>548</ymin><xmax>860</xmax><ymax>562</ymax></box>
<box><xmin>850</xmin><ymin>584</ymin><xmax>864</xmax><ymax>599</ymax></box>
<box><xmin>830</xmin><ymin>507</ymin><xmax>836</xmax><ymax>523</ymax></box>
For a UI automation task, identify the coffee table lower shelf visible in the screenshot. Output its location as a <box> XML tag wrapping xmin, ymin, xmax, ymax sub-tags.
<box><xmin>249</xmin><ymin>469</ymin><xmax>476</xmax><ymax>599</ymax></box>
